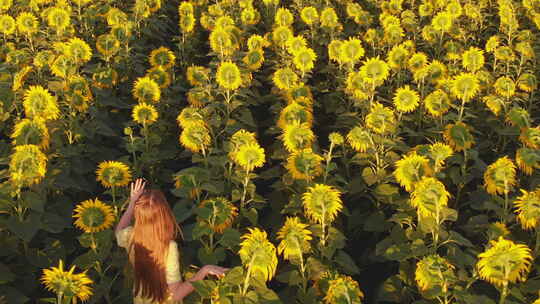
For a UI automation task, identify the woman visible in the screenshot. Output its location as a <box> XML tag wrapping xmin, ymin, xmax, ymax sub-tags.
<box><xmin>115</xmin><ymin>178</ymin><xmax>227</xmax><ymax>303</ymax></box>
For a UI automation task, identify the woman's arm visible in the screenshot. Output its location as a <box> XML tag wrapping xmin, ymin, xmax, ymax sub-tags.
<box><xmin>168</xmin><ymin>265</ymin><xmax>228</xmax><ymax>301</ymax></box>
<box><xmin>115</xmin><ymin>178</ymin><xmax>146</xmax><ymax>234</ymax></box>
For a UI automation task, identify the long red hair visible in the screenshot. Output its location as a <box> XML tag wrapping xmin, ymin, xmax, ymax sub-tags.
<box><xmin>131</xmin><ymin>189</ymin><xmax>181</xmax><ymax>303</ymax></box>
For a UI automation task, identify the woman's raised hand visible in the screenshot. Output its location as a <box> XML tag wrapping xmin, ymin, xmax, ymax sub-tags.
<box><xmin>129</xmin><ymin>178</ymin><xmax>146</xmax><ymax>205</ymax></box>
<box><xmin>202</xmin><ymin>265</ymin><xmax>229</xmax><ymax>278</ymax></box>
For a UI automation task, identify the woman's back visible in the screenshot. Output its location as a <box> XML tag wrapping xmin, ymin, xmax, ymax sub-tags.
<box><xmin>116</xmin><ymin>225</ymin><xmax>182</xmax><ymax>304</ymax></box>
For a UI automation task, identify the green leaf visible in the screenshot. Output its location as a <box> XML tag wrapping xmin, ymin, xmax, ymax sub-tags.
<box><xmin>223</xmin><ymin>266</ymin><xmax>244</xmax><ymax>285</ymax></box>
<box><xmin>334</xmin><ymin>250</ymin><xmax>360</xmax><ymax>275</ymax></box>
<box><xmin>21</xmin><ymin>191</ymin><xmax>44</xmax><ymax>212</ymax></box>
<box><xmin>0</xmin><ymin>286</ymin><xmax>29</xmax><ymax>304</ymax></box>
<box><xmin>41</xmin><ymin>212</ymin><xmax>70</xmax><ymax>233</ymax></box>
<box><xmin>191</xmin><ymin>280</ymin><xmax>216</xmax><ymax>299</ymax></box>
<box><xmin>6</xmin><ymin>213</ymin><xmax>41</xmax><ymax>242</ymax></box>
<box><xmin>0</xmin><ymin>263</ymin><xmax>15</xmax><ymax>283</ymax></box>
<box><xmin>192</xmin><ymin>222</ymin><xmax>213</xmax><ymax>239</ymax></box>
<box><xmin>375</xmin><ymin>183</ymin><xmax>399</xmax><ymax>196</ymax></box>
<box><xmin>218</xmin><ymin>228</ymin><xmax>241</xmax><ymax>249</ymax></box>
<box><xmin>364</xmin><ymin>211</ymin><xmax>388</xmax><ymax>232</ymax></box>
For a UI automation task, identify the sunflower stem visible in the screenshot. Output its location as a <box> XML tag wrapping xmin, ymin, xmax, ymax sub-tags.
<box><xmin>56</xmin><ymin>291</ymin><xmax>63</xmax><ymax>304</ymax></box>
<box><xmin>535</xmin><ymin>229</ymin><xmax>540</xmax><ymax>257</ymax></box>
<box><xmin>112</xmin><ymin>186</ymin><xmax>116</xmax><ymax>206</ymax></box>
<box><xmin>323</xmin><ymin>142</ymin><xmax>335</xmax><ymax>184</ymax></box>
<box><xmin>242</xmin><ymin>255</ymin><xmax>256</xmax><ymax>296</ymax></box>
<box><xmin>499</xmin><ymin>281</ymin><xmax>509</xmax><ymax>304</ymax></box>
<box><xmin>240</xmin><ymin>167</ymin><xmax>250</xmax><ymax>209</ymax></box>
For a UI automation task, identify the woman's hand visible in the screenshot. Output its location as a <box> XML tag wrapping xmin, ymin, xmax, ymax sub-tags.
<box><xmin>129</xmin><ymin>178</ymin><xmax>146</xmax><ymax>205</ymax></box>
<box><xmin>201</xmin><ymin>265</ymin><xmax>229</xmax><ymax>278</ymax></box>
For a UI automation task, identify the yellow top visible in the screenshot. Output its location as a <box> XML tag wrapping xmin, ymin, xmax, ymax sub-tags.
<box><xmin>116</xmin><ymin>226</ymin><xmax>181</xmax><ymax>304</ymax></box>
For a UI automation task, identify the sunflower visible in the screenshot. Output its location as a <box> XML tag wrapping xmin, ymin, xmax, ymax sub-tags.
<box><xmin>415</xmin><ymin>255</ymin><xmax>456</xmax><ymax>292</ymax></box>
<box><xmin>9</xmin><ymin>144</ymin><xmax>47</xmax><ymax>187</ymax></box>
<box><xmin>426</xmin><ymin>60</ymin><xmax>447</xmax><ymax>83</ymax></box>
<box><xmin>320</xmin><ymin>7</ymin><xmax>339</xmax><ymax>29</ymax></box>
<box><xmin>361</xmin><ymin>58</ymin><xmax>390</xmax><ymax>88</ymax></box>
<box><xmin>179</xmin><ymin>122</ymin><xmax>211</xmax><ymax>153</ymax></box>
<box><xmin>393</xmin><ymin>85</ymin><xmax>420</xmax><ymax>113</ymax></box>
<box><xmin>428</xmin><ymin>142</ymin><xmax>453</xmax><ymax>169</ymax></box>
<box><xmin>241</xmin><ymin>7</ymin><xmax>260</xmax><ymax>26</ymax></box>
<box><xmin>408</xmin><ymin>52</ymin><xmax>428</xmax><ymax>73</ymax></box>
<box><xmin>95</xmin><ymin>34</ymin><xmax>121</xmax><ymax>59</ymax></box>
<box><xmin>484</xmin><ymin>156</ymin><xmax>516</xmax><ymax>196</ymax></box>
<box><xmin>16</xmin><ymin>12</ymin><xmax>39</xmax><ymax>35</ymax></box>
<box><xmin>443</xmin><ymin>122</ymin><xmax>474</xmax><ymax>152</ymax></box>
<box><xmin>234</xmin><ymin>143</ymin><xmax>265</xmax><ymax>172</ymax></box>
<box><xmin>272</xmin><ymin>25</ymin><xmax>293</xmax><ymax>48</ymax></box>
<box><xmin>92</xmin><ymin>67</ymin><xmax>117</xmax><ymax>89</ymax></box>
<box><xmin>339</xmin><ymin>38</ymin><xmax>364</xmax><ymax>65</ymax></box>
<box><xmin>494</xmin><ymin>76</ymin><xmax>516</xmax><ymax>98</ymax></box>
<box><xmin>278</xmin><ymin>102</ymin><xmax>313</xmax><ymax>130</ymax></box>
<box><xmin>302</xmin><ymin>184</ymin><xmax>342</xmax><ymax>225</ymax></box>
<box><xmin>329</xmin><ymin>132</ymin><xmax>344</xmax><ymax>145</ymax></box>
<box><xmin>149</xmin><ymin>46</ymin><xmax>175</xmax><ymax>69</ymax></box>
<box><xmin>300</xmin><ymin>6</ymin><xmax>319</xmax><ymax>25</ymax></box>
<box><xmin>431</xmin><ymin>11</ymin><xmax>453</xmax><ymax>33</ymax></box>
<box><xmin>328</xmin><ymin>40</ymin><xmax>343</xmax><ymax>63</ymax></box>
<box><xmin>73</xmin><ymin>198</ymin><xmax>115</xmax><ymax>233</ymax></box>
<box><xmin>106</xmin><ymin>7</ymin><xmax>128</xmax><ymax>27</ymax></box>
<box><xmin>276</xmin><ymin>217</ymin><xmax>312</xmax><ymax>261</ymax></box>
<box><xmin>216</xmin><ymin>61</ymin><xmax>241</xmax><ymax>90</ymax></box>
<box><xmin>323</xmin><ymin>275</ymin><xmax>364</xmax><ymax>304</ymax></box>
<box><xmin>273</xmin><ymin>67</ymin><xmax>299</xmax><ymax>91</ymax></box>
<box><xmin>67</xmin><ymin>76</ymin><xmax>92</xmax><ymax>101</ymax></box>
<box><xmin>0</xmin><ymin>14</ymin><xmax>15</xmax><ymax>35</ymax></box>
<box><xmin>514</xmin><ymin>189</ymin><xmax>540</xmax><ymax>230</ymax></box>
<box><xmin>462</xmin><ymin>47</ymin><xmax>484</xmax><ymax>72</ymax></box>
<box><xmin>387</xmin><ymin>44</ymin><xmax>409</xmax><ymax>70</ymax></box>
<box><xmin>186</xmin><ymin>66</ymin><xmax>210</xmax><ymax>86</ymax></box>
<box><xmin>41</xmin><ymin>260</ymin><xmax>93</xmax><ymax>302</ymax></box>
<box><xmin>365</xmin><ymin>102</ymin><xmax>396</xmax><ymax>134</ymax></box>
<box><xmin>477</xmin><ymin>237</ymin><xmax>532</xmax><ymax>287</ymax></box>
<box><xmin>394</xmin><ymin>152</ymin><xmax>431</xmax><ymax>192</ymax></box>
<box><xmin>50</xmin><ymin>55</ymin><xmax>77</xmax><ymax>79</ymax></box>
<box><xmin>505</xmin><ymin>107</ymin><xmax>529</xmax><ymax>130</ymax></box>
<box><xmin>66</xmin><ymin>37</ymin><xmax>92</xmax><ymax>64</ymax></box>
<box><xmin>23</xmin><ymin>85</ymin><xmax>59</xmax><ymax>121</ymax></box>
<box><xmin>12</xmin><ymin>65</ymin><xmax>32</xmax><ymax>91</ymax></box>
<box><xmin>146</xmin><ymin>66</ymin><xmax>171</xmax><ymax>88</ymax></box>
<box><xmin>215</xmin><ymin>16</ymin><xmax>234</xmax><ymax>28</ymax></box>
<box><xmin>0</xmin><ymin>0</ymin><xmax>11</xmax><ymax>11</ymax></box>
<box><xmin>282</xmin><ymin>122</ymin><xmax>314</xmax><ymax>152</ymax></box>
<box><xmin>96</xmin><ymin>161</ymin><xmax>131</xmax><ymax>188</ymax></box>
<box><xmin>494</xmin><ymin>46</ymin><xmax>515</xmax><ymax>62</ymax></box>
<box><xmin>517</xmin><ymin>73</ymin><xmax>537</xmax><ymax>92</ymax></box>
<box><xmin>228</xmin><ymin>129</ymin><xmax>258</xmax><ymax>159</ymax></box>
<box><xmin>516</xmin><ymin>148</ymin><xmax>540</xmax><ymax>175</ymax></box>
<box><xmin>346</xmin><ymin>126</ymin><xmax>372</xmax><ymax>152</ymax></box>
<box><xmin>520</xmin><ymin>127</ymin><xmax>540</xmax><ymax>149</ymax></box>
<box><xmin>411</xmin><ymin>177</ymin><xmax>450</xmax><ymax>217</ymax></box>
<box><xmin>275</xmin><ymin>7</ymin><xmax>293</xmax><ymax>26</ymax></box>
<box><xmin>424</xmin><ymin>89</ymin><xmax>451</xmax><ymax>117</ymax></box>
<box><xmin>286</xmin><ymin>149</ymin><xmax>323</xmax><ymax>181</ymax></box>
<box><xmin>239</xmin><ymin>228</ymin><xmax>278</xmax><ymax>282</ymax></box>
<box><xmin>33</xmin><ymin>50</ymin><xmax>55</xmax><ymax>69</ymax></box>
<box><xmin>132</xmin><ymin>103</ymin><xmax>158</xmax><ymax>125</ymax></box>
<box><xmin>177</xmin><ymin>107</ymin><xmax>204</xmax><ymax>129</ymax></box>
<box><xmin>293</xmin><ymin>47</ymin><xmax>316</xmax><ymax>74</ymax></box>
<box><xmin>247</xmin><ymin>34</ymin><xmax>269</xmax><ymax>51</ymax></box>
<box><xmin>179</xmin><ymin>13</ymin><xmax>196</xmax><ymax>33</ymax></box>
<box><xmin>47</xmin><ymin>7</ymin><xmax>70</xmax><ymax>32</ymax></box>
<box><xmin>11</xmin><ymin>119</ymin><xmax>49</xmax><ymax>149</ymax></box>
<box><xmin>132</xmin><ymin>76</ymin><xmax>160</xmax><ymax>103</ymax></box>
<box><xmin>243</xmin><ymin>49</ymin><xmax>265</xmax><ymax>71</ymax></box>
<box><xmin>485</xmin><ymin>35</ymin><xmax>500</xmax><ymax>53</ymax></box>
<box><xmin>199</xmin><ymin>197</ymin><xmax>238</xmax><ymax>233</ymax></box>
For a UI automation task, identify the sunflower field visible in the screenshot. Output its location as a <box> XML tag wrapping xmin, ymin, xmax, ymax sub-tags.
<box><xmin>1</xmin><ymin>0</ymin><xmax>540</xmax><ymax>303</ymax></box>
